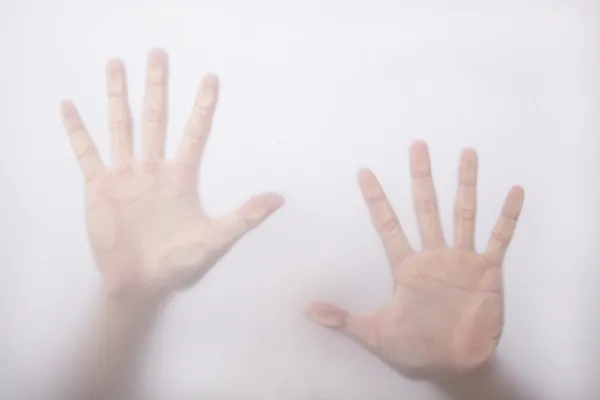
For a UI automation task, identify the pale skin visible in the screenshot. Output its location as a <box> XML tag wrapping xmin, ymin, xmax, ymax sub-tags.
<box><xmin>60</xmin><ymin>48</ymin><xmax>283</xmax><ymax>399</ymax></box>
<box><xmin>61</xmin><ymin>49</ymin><xmax>284</xmax><ymax>298</ymax></box>
<box><xmin>306</xmin><ymin>142</ymin><xmax>527</xmax><ymax>398</ymax></box>
<box><xmin>59</xmin><ymin>47</ymin><xmax>529</xmax><ymax>399</ymax></box>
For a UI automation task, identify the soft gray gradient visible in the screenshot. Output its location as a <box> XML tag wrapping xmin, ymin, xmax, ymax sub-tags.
<box><xmin>0</xmin><ymin>1</ymin><xmax>599</xmax><ymax>399</ymax></box>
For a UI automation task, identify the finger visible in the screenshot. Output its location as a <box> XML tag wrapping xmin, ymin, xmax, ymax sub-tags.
<box><xmin>453</xmin><ymin>149</ymin><xmax>478</xmax><ymax>250</ymax></box>
<box><xmin>483</xmin><ymin>186</ymin><xmax>525</xmax><ymax>266</ymax></box>
<box><xmin>106</xmin><ymin>59</ymin><xmax>133</xmax><ymax>168</ymax></box>
<box><xmin>410</xmin><ymin>141</ymin><xmax>445</xmax><ymax>249</ymax></box>
<box><xmin>141</xmin><ymin>48</ymin><xmax>168</xmax><ymax>161</ymax></box>
<box><xmin>60</xmin><ymin>101</ymin><xmax>105</xmax><ymax>180</ymax></box>
<box><xmin>214</xmin><ymin>192</ymin><xmax>284</xmax><ymax>246</ymax></box>
<box><xmin>176</xmin><ymin>74</ymin><xmax>219</xmax><ymax>169</ymax></box>
<box><xmin>306</xmin><ymin>302</ymin><xmax>380</xmax><ymax>350</ymax></box>
<box><xmin>357</xmin><ymin>169</ymin><xmax>413</xmax><ymax>264</ymax></box>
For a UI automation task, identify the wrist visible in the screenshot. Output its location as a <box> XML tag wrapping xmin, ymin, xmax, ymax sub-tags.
<box><xmin>99</xmin><ymin>285</ymin><xmax>169</xmax><ymax>346</ymax></box>
<box><xmin>433</xmin><ymin>360</ymin><xmax>495</xmax><ymax>393</ymax></box>
<box><xmin>102</xmin><ymin>277</ymin><xmax>171</xmax><ymax>309</ymax></box>
<box><xmin>71</xmin><ymin>289</ymin><xmax>168</xmax><ymax>400</ymax></box>
<box><xmin>433</xmin><ymin>357</ymin><xmax>527</xmax><ymax>400</ymax></box>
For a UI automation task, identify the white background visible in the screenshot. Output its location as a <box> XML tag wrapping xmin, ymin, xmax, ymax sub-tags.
<box><xmin>1</xmin><ymin>1</ymin><xmax>599</xmax><ymax>399</ymax></box>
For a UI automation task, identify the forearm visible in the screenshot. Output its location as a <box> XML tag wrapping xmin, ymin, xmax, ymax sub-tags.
<box><xmin>68</xmin><ymin>290</ymin><xmax>166</xmax><ymax>400</ymax></box>
<box><xmin>434</xmin><ymin>358</ymin><xmax>531</xmax><ymax>400</ymax></box>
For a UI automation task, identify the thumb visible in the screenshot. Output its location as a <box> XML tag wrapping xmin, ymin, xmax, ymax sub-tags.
<box><xmin>215</xmin><ymin>192</ymin><xmax>285</xmax><ymax>245</ymax></box>
<box><xmin>306</xmin><ymin>302</ymin><xmax>380</xmax><ymax>350</ymax></box>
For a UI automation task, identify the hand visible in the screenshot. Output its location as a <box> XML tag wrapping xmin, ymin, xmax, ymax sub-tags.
<box><xmin>307</xmin><ymin>141</ymin><xmax>524</xmax><ymax>379</ymax></box>
<box><xmin>60</xmin><ymin>49</ymin><xmax>284</xmax><ymax>298</ymax></box>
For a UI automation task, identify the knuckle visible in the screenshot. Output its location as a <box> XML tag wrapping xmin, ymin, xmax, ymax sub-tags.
<box><xmin>379</xmin><ymin>215</ymin><xmax>399</xmax><ymax>233</ymax></box>
<box><xmin>111</xmin><ymin>120</ymin><xmax>131</xmax><ymax>135</ymax></box>
<box><xmin>144</xmin><ymin>119</ymin><xmax>164</xmax><ymax>132</ymax></box>
<box><xmin>365</xmin><ymin>191</ymin><xmax>386</xmax><ymax>206</ymax></box>
<box><xmin>67</xmin><ymin>126</ymin><xmax>86</xmax><ymax>137</ymax></box>
<box><xmin>76</xmin><ymin>146</ymin><xmax>96</xmax><ymax>161</ymax></box>
<box><xmin>411</xmin><ymin>166</ymin><xmax>431</xmax><ymax>180</ymax></box>
<box><xmin>147</xmin><ymin>73</ymin><xmax>167</xmax><ymax>87</ymax></box>
<box><xmin>459</xmin><ymin>177</ymin><xmax>476</xmax><ymax>187</ymax></box>
<box><xmin>186</xmin><ymin>126</ymin><xmax>206</xmax><ymax>142</ymax></box>
<box><xmin>491</xmin><ymin>229</ymin><xmax>510</xmax><ymax>247</ymax></box>
<box><xmin>503</xmin><ymin>211</ymin><xmax>520</xmax><ymax>221</ymax></box>
<box><xmin>107</xmin><ymin>87</ymin><xmax>126</xmax><ymax>98</ymax></box>
<box><xmin>193</xmin><ymin>102</ymin><xmax>212</xmax><ymax>117</ymax></box>
<box><xmin>417</xmin><ymin>198</ymin><xmax>437</xmax><ymax>215</ymax></box>
<box><xmin>459</xmin><ymin>207</ymin><xmax>476</xmax><ymax>221</ymax></box>
<box><xmin>144</xmin><ymin>107</ymin><xmax>164</xmax><ymax>123</ymax></box>
<box><xmin>175</xmin><ymin>159</ymin><xmax>197</xmax><ymax>171</ymax></box>
<box><xmin>481</xmin><ymin>252</ymin><xmax>501</xmax><ymax>267</ymax></box>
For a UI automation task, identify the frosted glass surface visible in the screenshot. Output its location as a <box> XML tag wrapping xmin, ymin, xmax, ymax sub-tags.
<box><xmin>1</xmin><ymin>1</ymin><xmax>598</xmax><ymax>399</ymax></box>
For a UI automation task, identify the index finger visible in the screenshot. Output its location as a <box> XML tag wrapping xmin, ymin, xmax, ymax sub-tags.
<box><xmin>176</xmin><ymin>74</ymin><xmax>219</xmax><ymax>169</ymax></box>
<box><xmin>60</xmin><ymin>101</ymin><xmax>105</xmax><ymax>181</ymax></box>
<box><xmin>357</xmin><ymin>169</ymin><xmax>413</xmax><ymax>265</ymax></box>
<box><xmin>483</xmin><ymin>185</ymin><xmax>525</xmax><ymax>266</ymax></box>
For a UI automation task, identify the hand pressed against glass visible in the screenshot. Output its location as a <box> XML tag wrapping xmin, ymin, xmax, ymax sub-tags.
<box><xmin>307</xmin><ymin>141</ymin><xmax>524</xmax><ymax>378</ymax></box>
<box><xmin>60</xmin><ymin>49</ymin><xmax>284</xmax><ymax>298</ymax></box>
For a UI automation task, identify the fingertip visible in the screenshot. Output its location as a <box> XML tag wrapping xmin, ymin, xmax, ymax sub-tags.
<box><xmin>236</xmin><ymin>192</ymin><xmax>285</xmax><ymax>229</ymax></box>
<box><xmin>60</xmin><ymin>99</ymin><xmax>74</xmax><ymax>115</ymax></box>
<box><xmin>194</xmin><ymin>74</ymin><xmax>219</xmax><ymax>106</ymax></box>
<box><xmin>509</xmin><ymin>185</ymin><xmax>525</xmax><ymax>205</ymax></box>
<box><xmin>60</xmin><ymin>100</ymin><xmax>81</xmax><ymax>126</ymax></box>
<box><xmin>264</xmin><ymin>192</ymin><xmax>285</xmax><ymax>210</ymax></box>
<box><xmin>357</xmin><ymin>167</ymin><xmax>373</xmax><ymax>180</ymax></box>
<box><xmin>409</xmin><ymin>140</ymin><xmax>431</xmax><ymax>166</ymax></box>
<box><xmin>410</xmin><ymin>139</ymin><xmax>428</xmax><ymax>152</ymax></box>
<box><xmin>306</xmin><ymin>302</ymin><xmax>347</xmax><ymax>329</ymax></box>
<box><xmin>202</xmin><ymin>73</ymin><xmax>220</xmax><ymax>88</ymax></box>
<box><xmin>148</xmin><ymin>47</ymin><xmax>168</xmax><ymax>63</ymax></box>
<box><xmin>461</xmin><ymin>147</ymin><xmax>478</xmax><ymax>161</ymax></box>
<box><xmin>458</xmin><ymin>148</ymin><xmax>478</xmax><ymax>184</ymax></box>
<box><xmin>357</xmin><ymin>168</ymin><xmax>378</xmax><ymax>188</ymax></box>
<box><xmin>511</xmin><ymin>185</ymin><xmax>525</xmax><ymax>196</ymax></box>
<box><xmin>106</xmin><ymin>58</ymin><xmax>125</xmax><ymax>74</ymax></box>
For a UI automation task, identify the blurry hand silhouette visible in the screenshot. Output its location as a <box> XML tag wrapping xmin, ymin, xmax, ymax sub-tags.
<box><xmin>307</xmin><ymin>141</ymin><xmax>524</xmax><ymax>379</ymax></box>
<box><xmin>60</xmin><ymin>49</ymin><xmax>284</xmax><ymax>298</ymax></box>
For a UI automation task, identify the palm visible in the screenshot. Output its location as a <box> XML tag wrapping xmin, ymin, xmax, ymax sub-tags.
<box><xmin>85</xmin><ymin>163</ymin><xmax>204</xmax><ymax>292</ymax></box>
<box><xmin>308</xmin><ymin>142</ymin><xmax>524</xmax><ymax>378</ymax></box>
<box><xmin>379</xmin><ymin>249</ymin><xmax>501</xmax><ymax>376</ymax></box>
<box><xmin>61</xmin><ymin>49</ymin><xmax>283</xmax><ymax>296</ymax></box>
